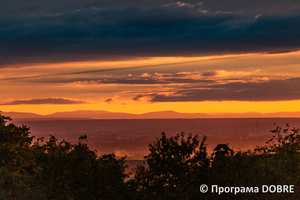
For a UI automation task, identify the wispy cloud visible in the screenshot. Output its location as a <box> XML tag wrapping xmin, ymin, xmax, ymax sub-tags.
<box><xmin>28</xmin><ymin>69</ymin><xmax>258</xmax><ymax>85</ymax></box>
<box><xmin>105</xmin><ymin>98</ymin><xmax>114</xmax><ymax>104</ymax></box>
<box><xmin>0</xmin><ymin>98</ymin><xmax>87</xmax><ymax>105</ymax></box>
<box><xmin>165</xmin><ymin>1</ymin><xmax>196</xmax><ymax>7</ymax></box>
<box><xmin>144</xmin><ymin>77</ymin><xmax>300</xmax><ymax>102</ymax></box>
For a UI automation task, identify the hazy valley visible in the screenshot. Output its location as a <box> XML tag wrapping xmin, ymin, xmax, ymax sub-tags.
<box><xmin>10</xmin><ymin>115</ymin><xmax>300</xmax><ymax>160</ymax></box>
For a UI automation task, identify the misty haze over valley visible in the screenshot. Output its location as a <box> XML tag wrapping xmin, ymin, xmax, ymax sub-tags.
<box><xmin>12</xmin><ymin>117</ymin><xmax>300</xmax><ymax>160</ymax></box>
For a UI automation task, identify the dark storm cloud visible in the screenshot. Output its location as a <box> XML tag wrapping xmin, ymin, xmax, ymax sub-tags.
<box><xmin>0</xmin><ymin>98</ymin><xmax>86</xmax><ymax>105</ymax></box>
<box><xmin>2</xmin><ymin>0</ymin><xmax>299</xmax><ymax>18</ymax></box>
<box><xmin>1</xmin><ymin>1</ymin><xmax>300</xmax><ymax>66</ymax></box>
<box><xmin>147</xmin><ymin>78</ymin><xmax>300</xmax><ymax>102</ymax></box>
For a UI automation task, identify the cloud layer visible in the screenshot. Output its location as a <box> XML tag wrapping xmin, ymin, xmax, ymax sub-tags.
<box><xmin>1</xmin><ymin>0</ymin><xmax>300</xmax><ymax>66</ymax></box>
<box><xmin>147</xmin><ymin>78</ymin><xmax>300</xmax><ymax>102</ymax></box>
<box><xmin>0</xmin><ymin>98</ymin><xmax>86</xmax><ymax>105</ymax></box>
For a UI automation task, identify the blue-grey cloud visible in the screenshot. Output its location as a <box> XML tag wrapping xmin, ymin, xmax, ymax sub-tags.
<box><xmin>29</xmin><ymin>71</ymin><xmax>217</xmax><ymax>84</ymax></box>
<box><xmin>201</xmin><ymin>71</ymin><xmax>218</xmax><ymax>76</ymax></box>
<box><xmin>132</xmin><ymin>94</ymin><xmax>145</xmax><ymax>101</ymax></box>
<box><xmin>105</xmin><ymin>98</ymin><xmax>113</xmax><ymax>103</ymax></box>
<box><xmin>147</xmin><ymin>78</ymin><xmax>300</xmax><ymax>102</ymax></box>
<box><xmin>0</xmin><ymin>98</ymin><xmax>86</xmax><ymax>105</ymax></box>
<box><xmin>2</xmin><ymin>0</ymin><xmax>299</xmax><ymax>18</ymax></box>
<box><xmin>1</xmin><ymin>1</ymin><xmax>300</xmax><ymax>66</ymax></box>
<box><xmin>96</xmin><ymin>76</ymin><xmax>215</xmax><ymax>84</ymax></box>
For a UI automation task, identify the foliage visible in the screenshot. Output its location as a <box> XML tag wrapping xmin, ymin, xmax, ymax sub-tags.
<box><xmin>0</xmin><ymin>114</ymin><xmax>35</xmax><ymax>173</ymax></box>
<box><xmin>253</xmin><ymin>123</ymin><xmax>300</xmax><ymax>199</ymax></box>
<box><xmin>31</xmin><ymin>135</ymin><xmax>129</xmax><ymax>200</ymax></box>
<box><xmin>208</xmin><ymin>123</ymin><xmax>300</xmax><ymax>199</ymax></box>
<box><xmin>1</xmin><ymin>111</ymin><xmax>300</xmax><ymax>199</ymax></box>
<box><xmin>132</xmin><ymin>132</ymin><xmax>210</xmax><ymax>200</ymax></box>
<box><xmin>0</xmin><ymin>113</ymin><xmax>129</xmax><ymax>200</ymax></box>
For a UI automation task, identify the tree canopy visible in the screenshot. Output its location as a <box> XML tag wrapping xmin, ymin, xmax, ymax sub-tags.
<box><xmin>0</xmin><ymin>112</ymin><xmax>299</xmax><ymax>199</ymax></box>
<box><xmin>131</xmin><ymin>132</ymin><xmax>210</xmax><ymax>200</ymax></box>
<box><xmin>0</xmin><ymin>113</ymin><xmax>129</xmax><ymax>200</ymax></box>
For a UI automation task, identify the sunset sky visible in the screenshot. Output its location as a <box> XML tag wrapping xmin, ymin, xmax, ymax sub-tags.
<box><xmin>1</xmin><ymin>0</ymin><xmax>300</xmax><ymax>115</ymax></box>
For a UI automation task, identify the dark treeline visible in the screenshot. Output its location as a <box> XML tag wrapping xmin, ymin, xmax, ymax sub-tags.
<box><xmin>0</xmin><ymin>113</ymin><xmax>299</xmax><ymax>199</ymax></box>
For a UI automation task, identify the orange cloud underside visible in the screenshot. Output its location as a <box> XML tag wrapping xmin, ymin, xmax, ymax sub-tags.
<box><xmin>1</xmin><ymin>51</ymin><xmax>300</xmax><ymax>116</ymax></box>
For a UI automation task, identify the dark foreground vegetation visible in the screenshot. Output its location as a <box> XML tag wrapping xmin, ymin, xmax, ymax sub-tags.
<box><xmin>0</xmin><ymin>113</ymin><xmax>300</xmax><ymax>199</ymax></box>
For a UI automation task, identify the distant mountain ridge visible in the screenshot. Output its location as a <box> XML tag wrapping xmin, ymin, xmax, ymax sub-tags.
<box><xmin>1</xmin><ymin>110</ymin><xmax>300</xmax><ymax>119</ymax></box>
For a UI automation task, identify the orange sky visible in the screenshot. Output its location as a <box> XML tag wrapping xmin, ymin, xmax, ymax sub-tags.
<box><xmin>1</xmin><ymin>51</ymin><xmax>300</xmax><ymax>115</ymax></box>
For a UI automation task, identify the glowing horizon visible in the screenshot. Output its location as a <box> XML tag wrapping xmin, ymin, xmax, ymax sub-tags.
<box><xmin>1</xmin><ymin>1</ymin><xmax>300</xmax><ymax>117</ymax></box>
<box><xmin>1</xmin><ymin>51</ymin><xmax>300</xmax><ymax>116</ymax></box>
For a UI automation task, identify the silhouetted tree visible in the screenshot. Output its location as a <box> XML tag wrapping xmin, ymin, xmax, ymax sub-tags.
<box><xmin>209</xmin><ymin>123</ymin><xmax>300</xmax><ymax>199</ymax></box>
<box><xmin>2</xmin><ymin>112</ymin><xmax>300</xmax><ymax>199</ymax></box>
<box><xmin>32</xmin><ymin>135</ymin><xmax>129</xmax><ymax>200</ymax></box>
<box><xmin>0</xmin><ymin>113</ymin><xmax>35</xmax><ymax>173</ymax></box>
<box><xmin>253</xmin><ymin>123</ymin><xmax>300</xmax><ymax>199</ymax></box>
<box><xmin>131</xmin><ymin>132</ymin><xmax>210</xmax><ymax>200</ymax></box>
<box><xmin>0</xmin><ymin>113</ymin><xmax>130</xmax><ymax>200</ymax></box>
